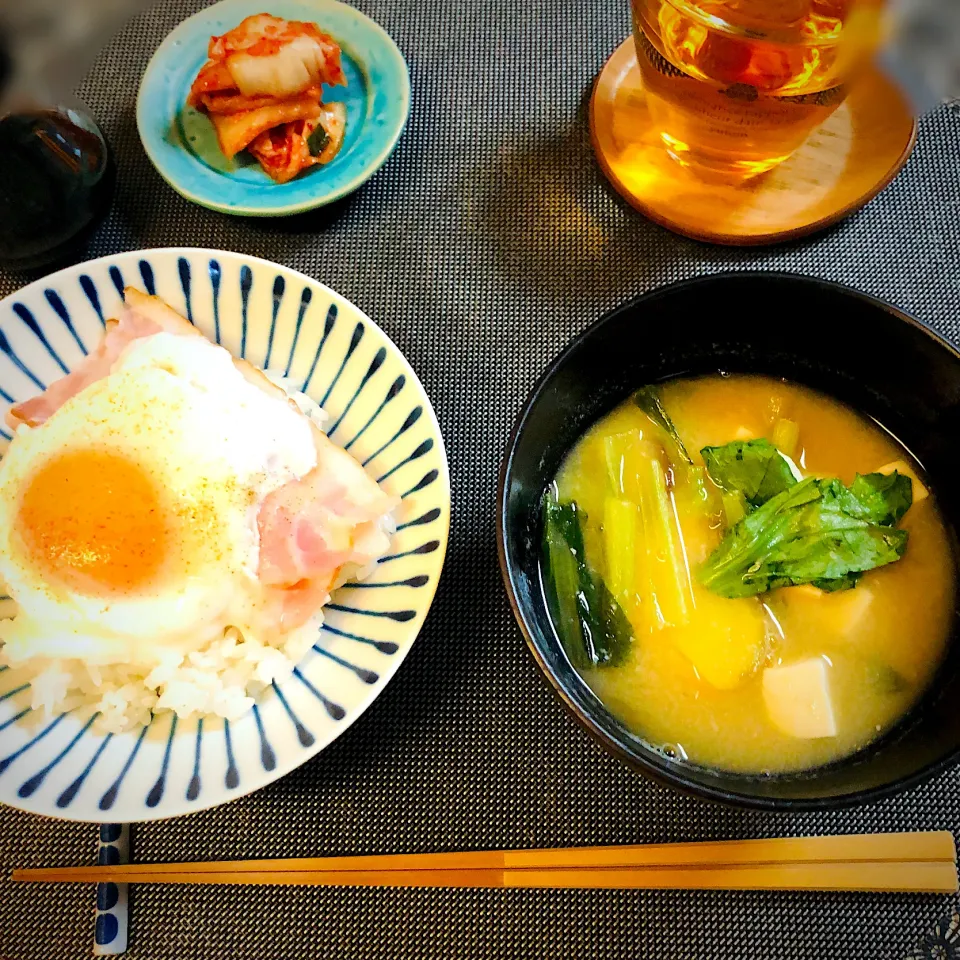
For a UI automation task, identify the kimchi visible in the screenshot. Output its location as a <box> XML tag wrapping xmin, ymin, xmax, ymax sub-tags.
<box><xmin>188</xmin><ymin>14</ymin><xmax>347</xmax><ymax>182</ymax></box>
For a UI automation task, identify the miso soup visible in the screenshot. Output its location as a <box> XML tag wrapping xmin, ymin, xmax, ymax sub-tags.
<box><xmin>542</xmin><ymin>375</ymin><xmax>956</xmax><ymax>774</ymax></box>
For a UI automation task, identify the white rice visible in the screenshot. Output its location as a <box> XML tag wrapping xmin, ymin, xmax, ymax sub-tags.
<box><xmin>0</xmin><ymin>378</ymin><xmax>395</xmax><ymax>734</ymax></box>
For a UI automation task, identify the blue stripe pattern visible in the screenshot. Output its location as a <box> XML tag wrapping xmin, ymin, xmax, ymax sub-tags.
<box><xmin>362</xmin><ymin>406</ymin><xmax>423</xmax><ymax>467</ymax></box>
<box><xmin>0</xmin><ymin>684</ymin><xmax>31</xmax><ymax>703</ymax></box>
<box><xmin>345</xmin><ymin>374</ymin><xmax>405</xmax><ymax>451</ymax></box>
<box><xmin>264</xmin><ymin>275</ymin><xmax>284</xmax><ymax>370</ymax></box>
<box><xmin>321</xmin><ymin>624</ymin><xmax>399</xmax><ymax>656</ymax></box>
<box><xmin>252</xmin><ymin>705</ymin><xmax>276</xmax><ymax>772</ymax></box>
<box><xmin>0</xmin><ymin>708</ymin><xmax>32</xmax><ymax>734</ymax></box>
<box><xmin>18</xmin><ymin>713</ymin><xmax>98</xmax><ymax>798</ymax></box>
<box><xmin>312</xmin><ymin>646</ymin><xmax>379</xmax><ymax>684</ymax></box>
<box><xmin>57</xmin><ymin>733</ymin><xmax>113</xmax><ymax>809</ymax></box>
<box><xmin>224</xmin><ymin>720</ymin><xmax>239</xmax><ymax>789</ymax></box>
<box><xmin>209</xmin><ymin>259</ymin><xmax>222</xmax><ymax>343</ymax></box>
<box><xmin>403</xmin><ymin>470</ymin><xmax>440</xmax><ymax>498</ymax></box>
<box><xmin>397</xmin><ymin>508</ymin><xmax>442</xmax><ymax>531</ymax></box>
<box><xmin>284</xmin><ymin>287</ymin><xmax>312</xmax><ymax>377</ymax></box>
<box><xmin>99</xmin><ymin>725</ymin><xmax>149</xmax><ymax>811</ymax></box>
<box><xmin>139</xmin><ymin>260</ymin><xmax>155</xmax><ymax>295</ymax></box>
<box><xmin>0</xmin><ymin>328</ymin><xmax>45</xmax><ymax>389</ymax></box>
<box><xmin>187</xmin><ymin>718</ymin><xmax>203</xmax><ymax>801</ymax></box>
<box><xmin>341</xmin><ymin>575</ymin><xmax>429</xmax><ymax>589</ymax></box>
<box><xmin>11</xmin><ymin>304</ymin><xmax>69</xmax><ymax>374</ymax></box>
<box><xmin>178</xmin><ymin>256</ymin><xmax>193</xmax><ymax>324</ymax></box>
<box><xmin>379</xmin><ymin>540</ymin><xmax>441</xmax><ymax>564</ymax></box>
<box><xmin>302</xmin><ymin>303</ymin><xmax>337</xmax><ymax>391</ymax></box>
<box><xmin>293</xmin><ymin>668</ymin><xmax>346</xmax><ymax>721</ymax></box>
<box><xmin>328</xmin><ymin>346</ymin><xmax>386</xmax><ymax>437</ymax></box>
<box><xmin>272</xmin><ymin>682</ymin><xmax>315</xmax><ymax>747</ymax></box>
<box><xmin>44</xmin><ymin>290</ymin><xmax>88</xmax><ymax>355</ymax></box>
<box><xmin>146</xmin><ymin>714</ymin><xmax>178</xmax><ymax>807</ymax></box>
<box><xmin>239</xmin><ymin>264</ymin><xmax>252</xmax><ymax>358</ymax></box>
<box><xmin>321</xmin><ymin>322</ymin><xmax>364</xmax><ymax>407</ymax></box>
<box><xmin>80</xmin><ymin>274</ymin><xmax>105</xmax><ymax>325</ymax></box>
<box><xmin>0</xmin><ymin>713</ymin><xmax>70</xmax><ymax>776</ymax></box>
<box><xmin>377</xmin><ymin>438</ymin><xmax>434</xmax><ymax>483</ymax></box>
<box><xmin>327</xmin><ymin>603</ymin><xmax>416</xmax><ymax>622</ymax></box>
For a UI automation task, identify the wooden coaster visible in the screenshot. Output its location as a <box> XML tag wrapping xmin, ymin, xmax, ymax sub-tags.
<box><xmin>590</xmin><ymin>39</ymin><xmax>918</xmax><ymax>246</ymax></box>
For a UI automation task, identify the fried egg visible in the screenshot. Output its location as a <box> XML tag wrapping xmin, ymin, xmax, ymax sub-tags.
<box><xmin>0</xmin><ymin>331</ymin><xmax>316</xmax><ymax>667</ymax></box>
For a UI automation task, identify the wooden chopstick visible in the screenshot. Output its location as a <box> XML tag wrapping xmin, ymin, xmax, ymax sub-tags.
<box><xmin>12</xmin><ymin>833</ymin><xmax>957</xmax><ymax>893</ymax></box>
<box><xmin>10</xmin><ymin>861</ymin><xmax>958</xmax><ymax>893</ymax></box>
<box><xmin>15</xmin><ymin>832</ymin><xmax>957</xmax><ymax>878</ymax></box>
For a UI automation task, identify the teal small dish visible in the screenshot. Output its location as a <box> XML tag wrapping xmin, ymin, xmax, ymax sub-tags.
<box><xmin>136</xmin><ymin>0</ymin><xmax>410</xmax><ymax>216</ymax></box>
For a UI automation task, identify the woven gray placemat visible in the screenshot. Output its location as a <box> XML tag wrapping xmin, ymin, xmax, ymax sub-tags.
<box><xmin>2</xmin><ymin>1</ymin><xmax>960</xmax><ymax>957</ymax></box>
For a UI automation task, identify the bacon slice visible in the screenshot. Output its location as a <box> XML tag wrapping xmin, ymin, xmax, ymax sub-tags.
<box><xmin>257</xmin><ymin>426</ymin><xmax>396</xmax><ymax>591</ymax></box>
<box><xmin>6</xmin><ymin>288</ymin><xmax>201</xmax><ymax>429</ymax></box>
<box><xmin>123</xmin><ymin>287</ymin><xmax>199</xmax><ymax>337</ymax></box>
<box><xmin>264</xmin><ymin>576</ymin><xmax>338</xmax><ymax>632</ymax></box>
<box><xmin>7</xmin><ymin>307</ymin><xmax>157</xmax><ymax>429</ymax></box>
<box><xmin>255</xmin><ymin>363</ymin><xmax>397</xmax><ymax>632</ymax></box>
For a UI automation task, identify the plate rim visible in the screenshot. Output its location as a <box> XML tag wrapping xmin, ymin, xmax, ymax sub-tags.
<box><xmin>135</xmin><ymin>0</ymin><xmax>411</xmax><ymax>217</ymax></box>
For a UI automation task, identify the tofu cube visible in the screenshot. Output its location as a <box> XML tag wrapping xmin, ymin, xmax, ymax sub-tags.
<box><xmin>762</xmin><ymin>657</ymin><xmax>837</xmax><ymax>739</ymax></box>
<box><xmin>779</xmin><ymin>584</ymin><xmax>874</xmax><ymax>639</ymax></box>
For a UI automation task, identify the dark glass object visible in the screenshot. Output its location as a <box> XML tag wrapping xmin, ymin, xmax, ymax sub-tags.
<box><xmin>0</xmin><ymin>106</ymin><xmax>116</xmax><ymax>271</ymax></box>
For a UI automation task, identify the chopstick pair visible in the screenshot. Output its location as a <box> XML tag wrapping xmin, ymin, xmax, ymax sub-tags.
<box><xmin>13</xmin><ymin>832</ymin><xmax>959</xmax><ymax>893</ymax></box>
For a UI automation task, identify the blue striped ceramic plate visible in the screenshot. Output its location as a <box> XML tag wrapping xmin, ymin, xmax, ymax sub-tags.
<box><xmin>0</xmin><ymin>249</ymin><xmax>449</xmax><ymax>821</ymax></box>
<box><xmin>137</xmin><ymin>0</ymin><xmax>410</xmax><ymax>215</ymax></box>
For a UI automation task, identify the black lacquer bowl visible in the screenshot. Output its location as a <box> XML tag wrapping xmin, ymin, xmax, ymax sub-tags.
<box><xmin>498</xmin><ymin>272</ymin><xmax>960</xmax><ymax>810</ymax></box>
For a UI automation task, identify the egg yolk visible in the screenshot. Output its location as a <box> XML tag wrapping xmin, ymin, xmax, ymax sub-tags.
<box><xmin>17</xmin><ymin>448</ymin><xmax>167</xmax><ymax>594</ymax></box>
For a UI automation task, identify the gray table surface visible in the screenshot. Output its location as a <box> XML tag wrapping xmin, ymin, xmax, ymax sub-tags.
<box><xmin>1</xmin><ymin>1</ymin><xmax>960</xmax><ymax>958</ymax></box>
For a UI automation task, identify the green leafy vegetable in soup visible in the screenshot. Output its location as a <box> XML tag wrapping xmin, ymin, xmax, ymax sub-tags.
<box><xmin>542</xmin><ymin>373</ymin><xmax>954</xmax><ymax>775</ymax></box>
<box><xmin>542</xmin><ymin>491</ymin><xmax>632</xmax><ymax>668</ymax></box>
<box><xmin>836</xmin><ymin>471</ymin><xmax>913</xmax><ymax>526</ymax></box>
<box><xmin>697</xmin><ymin>475</ymin><xmax>911</xmax><ymax>598</ymax></box>
<box><xmin>633</xmin><ymin>386</ymin><xmax>692</xmax><ymax>465</ymax></box>
<box><xmin>702</xmin><ymin>438</ymin><xmax>796</xmax><ymax>508</ymax></box>
<box><xmin>699</xmin><ymin>438</ymin><xmax>914</xmax><ymax>597</ymax></box>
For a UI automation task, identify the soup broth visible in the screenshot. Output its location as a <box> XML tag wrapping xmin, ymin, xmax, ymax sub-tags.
<box><xmin>544</xmin><ymin>375</ymin><xmax>956</xmax><ymax>774</ymax></box>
